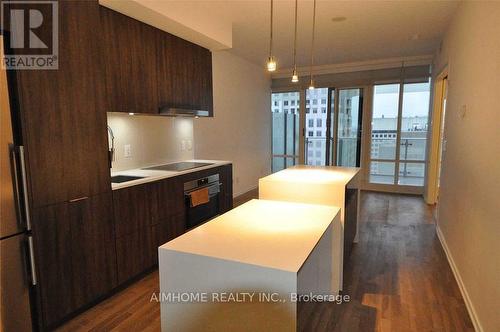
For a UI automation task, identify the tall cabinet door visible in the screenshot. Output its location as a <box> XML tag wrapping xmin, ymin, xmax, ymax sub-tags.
<box><xmin>32</xmin><ymin>194</ymin><xmax>117</xmax><ymax>329</ymax></box>
<box><xmin>13</xmin><ymin>0</ymin><xmax>110</xmax><ymax>208</ymax></box>
<box><xmin>99</xmin><ymin>6</ymin><xmax>159</xmax><ymax>114</ymax></box>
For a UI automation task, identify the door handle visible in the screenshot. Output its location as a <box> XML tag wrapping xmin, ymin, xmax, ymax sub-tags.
<box><xmin>27</xmin><ymin>236</ymin><xmax>37</xmax><ymax>286</ymax></box>
<box><xmin>10</xmin><ymin>145</ymin><xmax>24</xmax><ymax>229</ymax></box>
<box><xmin>69</xmin><ymin>196</ymin><xmax>89</xmax><ymax>203</ymax></box>
<box><xmin>18</xmin><ymin>146</ymin><xmax>32</xmax><ymax>231</ymax></box>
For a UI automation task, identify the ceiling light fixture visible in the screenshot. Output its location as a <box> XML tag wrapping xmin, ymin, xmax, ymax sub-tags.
<box><xmin>308</xmin><ymin>0</ymin><xmax>317</xmax><ymax>90</ymax></box>
<box><xmin>291</xmin><ymin>0</ymin><xmax>299</xmax><ymax>83</ymax></box>
<box><xmin>266</xmin><ymin>0</ymin><xmax>277</xmax><ymax>72</ymax></box>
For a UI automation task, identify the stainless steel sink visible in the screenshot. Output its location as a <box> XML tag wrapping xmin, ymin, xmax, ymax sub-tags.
<box><xmin>111</xmin><ymin>175</ymin><xmax>145</xmax><ymax>183</ymax></box>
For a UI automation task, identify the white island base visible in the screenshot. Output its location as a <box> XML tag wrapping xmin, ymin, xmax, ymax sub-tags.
<box><xmin>159</xmin><ymin>199</ymin><xmax>340</xmax><ymax>331</ymax></box>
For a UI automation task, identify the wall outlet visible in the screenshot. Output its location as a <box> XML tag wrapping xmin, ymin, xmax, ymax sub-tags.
<box><xmin>124</xmin><ymin>144</ymin><xmax>132</xmax><ymax>158</ymax></box>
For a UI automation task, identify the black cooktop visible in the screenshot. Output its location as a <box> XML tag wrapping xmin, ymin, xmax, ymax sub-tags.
<box><xmin>142</xmin><ymin>162</ymin><xmax>213</xmax><ymax>172</ymax></box>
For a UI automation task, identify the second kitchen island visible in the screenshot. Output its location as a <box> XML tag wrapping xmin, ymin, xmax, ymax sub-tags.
<box><xmin>259</xmin><ymin>165</ymin><xmax>360</xmax><ymax>290</ymax></box>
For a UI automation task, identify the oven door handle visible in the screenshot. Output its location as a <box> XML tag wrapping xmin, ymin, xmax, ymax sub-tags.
<box><xmin>184</xmin><ymin>182</ymin><xmax>221</xmax><ymax>197</ymax></box>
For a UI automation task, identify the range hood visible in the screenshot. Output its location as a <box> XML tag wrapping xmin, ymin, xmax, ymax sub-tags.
<box><xmin>159</xmin><ymin>106</ymin><xmax>209</xmax><ymax>117</ymax></box>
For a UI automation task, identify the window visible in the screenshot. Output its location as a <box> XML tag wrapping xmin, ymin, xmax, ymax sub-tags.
<box><xmin>272</xmin><ymin>92</ymin><xmax>300</xmax><ymax>172</ymax></box>
<box><xmin>321</xmin><ymin>99</ymin><xmax>326</xmax><ymax>104</ymax></box>
<box><xmin>313</xmin><ymin>100</ymin><xmax>318</xmax><ymax>105</ymax></box>
<box><xmin>291</xmin><ymin>100</ymin><xmax>295</xmax><ymax>106</ymax></box>
<box><xmin>317</xmin><ymin>119</ymin><xmax>322</xmax><ymax>127</ymax></box>
<box><xmin>306</xmin><ymin>108</ymin><xmax>310</xmax><ymax>114</ymax></box>
<box><xmin>321</xmin><ymin>107</ymin><xmax>326</xmax><ymax>113</ymax></box>
<box><xmin>308</xmin><ymin>131</ymin><xmax>313</xmax><ymax>137</ymax></box>
<box><xmin>369</xmin><ymin>82</ymin><xmax>430</xmax><ymax>187</ymax></box>
<box><xmin>308</xmin><ymin>119</ymin><xmax>314</xmax><ymax>127</ymax></box>
<box><xmin>316</xmin><ymin>130</ymin><xmax>322</xmax><ymax>137</ymax></box>
<box><xmin>306</xmin><ymin>100</ymin><xmax>310</xmax><ymax>105</ymax></box>
<box><xmin>313</xmin><ymin>108</ymin><xmax>318</xmax><ymax>114</ymax></box>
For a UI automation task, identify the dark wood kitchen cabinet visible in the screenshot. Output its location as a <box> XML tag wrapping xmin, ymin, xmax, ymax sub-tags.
<box><xmin>113</xmin><ymin>184</ymin><xmax>157</xmax><ymax>283</ymax></box>
<box><xmin>99</xmin><ymin>6</ymin><xmax>159</xmax><ymax>114</ymax></box>
<box><xmin>156</xmin><ymin>32</ymin><xmax>213</xmax><ymax>115</ymax></box>
<box><xmin>97</xmin><ymin>4</ymin><xmax>213</xmax><ymax>116</ymax></box>
<box><xmin>32</xmin><ymin>193</ymin><xmax>117</xmax><ymax>330</ymax></box>
<box><xmin>219</xmin><ymin>164</ymin><xmax>233</xmax><ymax>212</ymax></box>
<box><xmin>12</xmin><ymin>0</ymin><xmax>110</xmax><ymax>208</ymax></box>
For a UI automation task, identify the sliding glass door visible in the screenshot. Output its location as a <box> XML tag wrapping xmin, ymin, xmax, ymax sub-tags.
<box><xmin>271</xmin><ymin>92</ymin><xmax>300</xmax><ymax>172</ymax></box>
<box><xmin>369</xmin><ymin>82</ymin><xmax>430</xmax><ymax>189</ymax></box>
<box><xmin>336</xmin><ymin>89</ymin><xmax>363</xmax><ymax>167</ymax></box>
<box><xmin>305</xmin><ymin>87</ymin><xmax>363</xmax><ymax>167</ymax></box>
<box><xmin>305</xmin><ymin>88</ymin><xmax>331</xmax><ymax>166</ymax></box>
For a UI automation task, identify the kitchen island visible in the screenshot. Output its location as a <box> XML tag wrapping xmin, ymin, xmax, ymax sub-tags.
<box><xmin>159</xmin><ymin>199</ymin><xmax>340</xmax><ymax>331</ymax></box>
<box><xmin>258</xmin><ymin>165</ymin><xmax>360</xmax><ymax>290</ymax></box>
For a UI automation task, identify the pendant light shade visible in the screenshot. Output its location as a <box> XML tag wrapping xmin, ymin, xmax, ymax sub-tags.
<box><xmin>308</xmin><ymin>0</ymin><xmax>317</xmax><ymax>89</ymax></box>
<box><xmin>267</xmin><ymin>56</ymin><xmax>277</xmax><ymax>72</ymax></box>
<box><xmin>291</xmin><ymin>0</ymin><xmax>299</xmax><ymax>83</ymax></box>
<box><xmin>308</xmin><ymin>78</ymin><xmax>315</xmax><ymax>90</ymax></box>
<box><xmin>266</xmin><ymin>0</ymin><xmax>277</xmax><ymax>72</ymax></box>
<box><xmin>292</xmin><ymin>68</ymin><xmax>299</xmax><ymax>82</ymax></box>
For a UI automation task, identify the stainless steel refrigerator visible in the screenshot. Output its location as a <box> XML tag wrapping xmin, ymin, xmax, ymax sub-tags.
<box><xmin>0</xmin><ymin>34</ymin><xmax>36</xmax><ymax>332</ymax></box>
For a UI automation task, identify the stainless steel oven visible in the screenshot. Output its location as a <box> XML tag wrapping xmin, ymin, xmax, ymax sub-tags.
<box><xmin>184</xmin><ymin>174</ymin><xmax>221</xmax><ymax>229</ymax></box>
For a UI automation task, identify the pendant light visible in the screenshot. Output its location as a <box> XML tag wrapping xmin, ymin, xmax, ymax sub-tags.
<box><xmin>308</xmin><ymin>0</ymin><xmax>317</xmax><ymax>89</ymax></box>
<box><xmin>266</xmin><ymin>0</ymin><xmax>277</xmax><ymax>72</ymax></box>
<box><xmin>291</xmin><ymin>0</ymin><xmax>299</xmax><ymax>83</ymax></box>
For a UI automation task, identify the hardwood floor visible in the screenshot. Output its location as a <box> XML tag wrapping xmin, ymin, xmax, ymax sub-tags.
<box><xmin>57</xmin><ymin>191</ymin><xmax>473</xmax><ymax>332</ymax></box>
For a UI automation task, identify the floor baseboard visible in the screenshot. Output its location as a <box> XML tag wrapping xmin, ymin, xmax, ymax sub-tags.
<box><xmin>436</xmin><ymin>224</ymin><xmax>483</xmax><ymax>332</ymax></box>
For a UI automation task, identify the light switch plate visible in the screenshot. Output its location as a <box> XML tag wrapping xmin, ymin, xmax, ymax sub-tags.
<box><xmin>124</xmin><ymin>144</ymin><xmax>132</xmax><ymax>158</ymax></box>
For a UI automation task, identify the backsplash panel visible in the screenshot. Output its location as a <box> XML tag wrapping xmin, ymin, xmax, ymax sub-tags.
<box><xmin>107</xmin><ymin>113</ymin><xmax>194</xmax><ymax>172</ymax></box>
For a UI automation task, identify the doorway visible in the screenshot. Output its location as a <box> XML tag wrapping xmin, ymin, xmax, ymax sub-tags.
<box><xmin>425</xmin><ymin>69</ymin><xmax>448</xmax><ymax>205</ymax></box>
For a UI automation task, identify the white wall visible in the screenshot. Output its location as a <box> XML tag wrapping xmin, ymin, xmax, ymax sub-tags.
<box><xmin>194</xmin><ymin>50</ymin><xmax>271</xmax><ymax>196</ymax></box>
<box><xmin>107</xmin><ymin>113</ymin><xmax>194</xmax><ymax>172</ymax></box>
<box><xmin>433</xmin><ymin>3</ymin><xmax>500</xmax><ymax>331</ymax></box>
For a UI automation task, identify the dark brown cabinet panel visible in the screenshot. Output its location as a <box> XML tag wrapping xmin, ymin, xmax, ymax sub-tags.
<box><xmin>14</xmin><ymin>0</ymin><xmax>110</xmax><ymax>207</ymax></box>
<box><xmin>151</xmin><ymin>213</ymin><xmax>186</xmax><ymax>263</ymax></box>
<box><xmin>156</xmin><ymin>31</ymin><xmax>213</xmax><ymax>115</ymax></box>
<box><xmin>113</xmin><ymin>184</ymin><xmax>157</xmax><ymax>283</ymax></box>
<box><xmin>99</xmin><ymin>6</ymin><xmax>158</xmax><ymax>114</ymax></box>
<box><xmin>116</xmin><ymin>227</ymin><xmax>153</xmax><ymax>284</ymax></box>
<box><xmin>219</xmin><ymin>164</ymin><xmax>233</xmax><ymax>213</ymax></box>
<box><xmin>32</xmin><ymin>193</ymin><xmax>117</xmax><ymax>329</ymax></box>
<box><xmin>113</xmin><ymin>183</ymin><xmax>157</xmax><ymax>238</ymax></box>
<box><xmin>69</xmin><ymin>194</ymin><xmax>117</xmax><ymax>309</ymax></box>
<box><xmin>154</xmin><ymin>177</ymin><xmax>184</xmax><ymax>222</ymax></box>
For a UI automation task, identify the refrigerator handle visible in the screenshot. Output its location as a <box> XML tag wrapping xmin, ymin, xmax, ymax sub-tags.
<box><xmin>27</xmin><ymin>236</ymin><xmax>37</xmax><ymax>286</ymax></box>
<box><xmin>18</xmin><ymin>146</ymin><xmax>31</xmax><ymax>231</ymax></box>
<box><xmin>10</xmin><ymin>145</ymin><xmax>25</xmax><ymax>229</ymax></box>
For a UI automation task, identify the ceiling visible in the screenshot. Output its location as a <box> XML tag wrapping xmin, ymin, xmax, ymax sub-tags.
<box><xmin>103</xmin><ymin>0</ymin><xmax>460</xmax><ymax>70</ymax></box>
<box><xmin>229</xmin><ymin>0</ymin><xmax>460</xmax><ymax>70</ymax></box>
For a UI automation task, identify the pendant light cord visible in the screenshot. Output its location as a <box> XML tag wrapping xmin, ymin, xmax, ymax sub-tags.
<box><xmin>293</xmin><ymin>0</ymin><xmax>298</xmax><ymax>71</ymax></box>
<box><xmin>310</xmin><ymin>0</ymin><xmax>316</xmax><ymax>84</ymax></box>
<box><xmin>269</xmin><ymin>0</ymin><xmax>273</xmax><ymax>57</ymax></box>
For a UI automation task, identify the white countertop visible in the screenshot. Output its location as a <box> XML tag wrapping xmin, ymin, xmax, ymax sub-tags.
<box><xmin>260</xmin><ymin>165</ymin><xmax>360</xmax><ymax>186</ymax></box>
<box><xmin>111</xmin><ymin>159</ymin><xmax>231</xmax><ymax>190</ymax></box>
<box><xmin>160</xmin><ymin>199</ymin><xmax>340</xmax><ymax>273</ymax></box>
